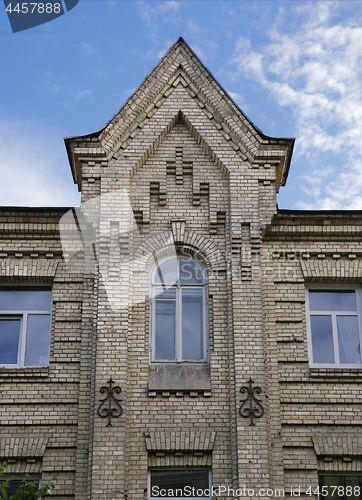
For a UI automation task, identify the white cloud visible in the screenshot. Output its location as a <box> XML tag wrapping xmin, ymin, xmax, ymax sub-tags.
<box><xmin>228</xmin><ymin>91</ymin><xmax>243</xmax><ymax>104</ymax></box>
<box><xmin>137</xmin><ymin>1</ymin><xmax>186</xmax><ymax>43</ymax></box>
<box><xmin>80</xmin><ymin>42</ymin><xmax>97</xmax><ymax>57</ymax></box>
<box><xmin>138</xmin><ymin>0</ymin><xmax>183</xmax><ymax>25</ymax></box>
<box><xmin>75</xmin><ymin>89</ymin><xmax>94</xmax><ymax>101</ymax></box>
<box><xmin>187</xmin><ymin>20</ymin><xmax>201</xmax><ymax>35</ymax></box>
<box><xmin>157</xmin><ymin>39</ymin><xmax>175</xmax><ymax>58</ymax></box>
<box><xmin>228</xmin><ymin>2</ymin><xmax>362</xmax><ymax>209</ymax></box>
<box><xmin>0</xmin><ymin>119</ymin><xmax>80</xmax><ymax>207</ymax></box>
<box><xmin>190</xmin><ymin>40</ymin><xmax>218</xmax><ymax>64</ymax></box>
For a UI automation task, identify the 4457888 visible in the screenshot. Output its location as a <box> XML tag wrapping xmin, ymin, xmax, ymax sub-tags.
<box><xmin>5</xmin><ymin>3</ymin><xmax>61</xmax><ymax>14</ymax></box>
<box><xmin>306</xmin><ymin>486</ymin><xmax>361</xmax><ymax>497</ymax></box>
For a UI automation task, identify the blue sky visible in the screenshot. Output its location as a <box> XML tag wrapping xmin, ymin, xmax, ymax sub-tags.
<box><xmin>1</xmin><ymin>0</ymin><xmax>362</xmax><ymax>209</ymax></box>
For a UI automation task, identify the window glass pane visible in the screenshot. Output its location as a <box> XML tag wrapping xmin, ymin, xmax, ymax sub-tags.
<box><xmin>0</xmin><ymin>318</ymin><xmax>21</xmax><ymax>364</ymax></box>
<box><xmin>2</xmin><ymin>480</ymin><xmax>24</xmax><ymax>496</ymax></box>
<box><xmin>337</xmin><ymin>316</ymin><xmax>361</xmax><ymax>364</ymax></box>
<box><xmin>154</xmin><ymin>257</ymin><xmax>178</xmax><ymax>284</ymax></box>
<box><xmin>153</xmin><ymin>288</ymin><xmax>176</xmax><ymax>299</ymax></box>
<box><xmin>319</xmin><ymin>476</ymin><xmax>344</xmax><ymax>500</ymax></box>
<box><xmin>155</xmin><ymin>291</ymin><xmax>176</xmax><ymax>359</ymax></box>
<box><xmin>1</xmin><ymin>479</ymin><xmax>39</xmax><ymax>496</ymax></box>
<box><xmin>151</xmin><ymin>470</ymin><xmax>209</xmax><ymax>499</ymax></box>
<box><xmin>345</xmin><ymin>477</ymin><xmax>362</xmax><ymax>500</ymax></box>
<box><xmin>24</xmin><ymin>314</ymin><xmax>51</xmax><ymax>366</ymax></box>
<box><xmin>179</xmin><ymin>256</ymin><xmax>205</xmax><ymax>284</ymax></box>
<box><xmin>311</xmin><ymin>316</ymin><xmax>335</xmax><ymax>363</ymax></box>
<box><xmin>182</xmin><ymin>289</ymin><xmax>203</xmax><ymax>360</ymax></box>
<box><xmin>309</xmin><ymin>291</ymin><xmax>356</xmax><ymax>311</ymax></box>
<box><xmin>0</xmin><ymin>289</ymin><xmax>52</xmax><ymax>311</ymax></box>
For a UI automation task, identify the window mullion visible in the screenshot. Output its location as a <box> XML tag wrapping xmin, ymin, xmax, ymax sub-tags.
<box><xmin>332</xmin><ymin>313</ymin><xmax>340</xmax><ymax>364</ymax></box>
<box><xmin>19</xmin><ymin>313</ymin><xmax>27</xmax><ymax>367</ymax></box>
<box><xmin>356</xmin><ymin>289</ymin><xmax>362</xmax><ymax>361</ymax></box>
<box><xmin>306</xmin><ymin>291</ymin><xmax>313</xmax><ymax>365</ymax></box>
<box><xmin>177</xmin><ymin>285</ymin><xmax>182</xmax><ymax>362</ymax></box>
<box><xmin>151</xmin><ymin>295</ymin><xmax>155</xmax><ymax>362</ymax></box>
<box><xmin>203</xmin><ymin>287</ymin><xmax>207</xmax><ymax>361</ymax></box>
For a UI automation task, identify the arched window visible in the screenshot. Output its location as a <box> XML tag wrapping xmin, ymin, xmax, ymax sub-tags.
<box><xmin>150</xmin><ymin>255</ymin><xmax>208</xmax><ymax>362</ymax></box>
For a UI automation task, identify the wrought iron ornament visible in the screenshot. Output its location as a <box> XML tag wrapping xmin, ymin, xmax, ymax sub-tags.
<box><xmin>239</xmin><ymin>377</ymin><xmax>264</xmax><ymax>426</ymax></box>
<box><xmin>97</xmin><ymin>378</ymin><xmax>123</xmax><ymax>427</ymax></box>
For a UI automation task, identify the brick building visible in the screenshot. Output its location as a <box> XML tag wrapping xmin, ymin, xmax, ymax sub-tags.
<box><xmin>1</xmin><ymin>38</ymin><xmax>362</xmax><ymax>500</ymax></box>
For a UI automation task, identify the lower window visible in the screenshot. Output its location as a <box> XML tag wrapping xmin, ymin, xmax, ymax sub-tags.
<box><xmin>319</xmin><ymin>475</ymin><xmax>362</xmax><ymax>500</ymax></box>
<box><xmin>1</xmin><ymin>478</ymin><xmax>40</xmax><ymax>496</ymax></box>
<box><xmin>149</xmin><ymin>469</ymin><xmax>211</xmax><ymax>499</ymax></box>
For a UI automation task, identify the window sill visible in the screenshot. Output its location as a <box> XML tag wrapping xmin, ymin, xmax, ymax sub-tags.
<box><xmin>148</xmin><ymin>363</ymin><xmax>211</xmax><ymax>391</ymax></box>
<box><xmin>0</xmin><ymin>367</ymin><xmax>49</xmax><ymax>378</ymax></box>
<box><xmin>310</xmin><ymin>367</ymin><xmax>362</xmax><ymax>378</ymax></box>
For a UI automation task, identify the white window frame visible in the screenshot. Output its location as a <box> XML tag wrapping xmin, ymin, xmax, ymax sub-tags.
<box><xmin>0</xmin><ymin>285</ymin><xmax>52</xmax><ymax>368</ymax></box>
<box><xmin>148</xmin><ymin>469</ymin><xmax>212</xmax><ymax>500</ymax></box>
<box><xmin>306</xmin><ymin>284</ymin><xmax>362</xmax><ymax>368</ymax></box>
<box><xmin>150</xmin><ymin>255</ymin><xmax>208</xmax><ymax>364</ymax></box>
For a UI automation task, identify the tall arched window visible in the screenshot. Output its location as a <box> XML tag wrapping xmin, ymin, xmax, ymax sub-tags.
<box><xmin>150</xmin><ymin>255</ymin><xmax>208</xmax><ymax>362</ymax></box>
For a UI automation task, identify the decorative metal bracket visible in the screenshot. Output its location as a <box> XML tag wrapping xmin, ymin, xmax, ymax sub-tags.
<box><xmin>97</xmin><ymin>378</ymin><xmax>123</xmax><ymax>427</ymax></box>
<box><xmin>239</xmin><ymin>377</ymin><xmax>264</xmax><ymax>426</ymax></box>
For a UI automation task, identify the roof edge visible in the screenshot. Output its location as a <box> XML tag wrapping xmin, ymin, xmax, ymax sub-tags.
<box><xmin>0</xmin><ymin>206</ymin><xmax>73</xmax><ymax>213</ymax></box>
<box><xmin>276</xmin><ymin>208</ymin><xmax>362</xmax><ymax>216</ymax></box>
<box><xmin>64</xmin><ymin>38</ymin><xmax>297</xmax><ymax>185</ymax></box>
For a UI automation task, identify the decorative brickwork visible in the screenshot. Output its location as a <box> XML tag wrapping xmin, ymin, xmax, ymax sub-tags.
<box><xmin>0</xmin><ymin>437</ymin><xmax>48</xmax><ymax>458</ymax></box>
<box><xmin>0</xmin><ymin>38</ymin><xmax>361</xmax><ymax>500</ymax></box>
<box><xmin>144</xmin><ymin>431</ymin><xmax>216</xmax><ymax>452</ymax></box>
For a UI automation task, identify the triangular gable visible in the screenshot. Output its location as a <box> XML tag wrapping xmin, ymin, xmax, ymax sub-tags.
<box><xmin>131</xmin><ymin>110</ymin><xmax>228</xmax><ymax>178</ymax></box>
<box><xmin>65</xmin><ymin>38</ymin><xmax>294</xmax><ymax>192</ymax></box>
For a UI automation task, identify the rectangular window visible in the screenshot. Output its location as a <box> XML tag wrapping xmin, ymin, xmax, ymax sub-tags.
<box><xmin>319</xmin><ymin>475</ymin><xmax>362</xmax><ymax>500</ymax></box>
<box><xmin>0</xmin><ymin>286</ymin><xmax>52</xmax><ymax>368</ymax></box>
<box><xmin>149</xmin><ymin>469</ymin><xmax>211</xmax><ymax>499</ymax></box>
<box><xmin>0</xmin><ymin>478</ymin><xmax>40</xmax><ymax>496</ymax></box>
<box><xmin>155</xmin><ymin>288</ymin><xmax>176</xmax><ymax>360</ymax></box>
<box><xmin>151</xmin><ymin>256</ymin><xmax>208</xmax><ymax>363</ymax></box>
<box><xmin>306</xmin><ymin>286</ymin><xmax>362</xmax><ymax>368</ymax></box>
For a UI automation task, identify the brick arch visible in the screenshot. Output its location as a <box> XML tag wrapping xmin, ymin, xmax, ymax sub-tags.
<box><xmin>180</xmin><ymin>231</ymin><xmax>225</xmax><ymax>271</ymax></box>
<box><xmin>133</xmin><ymin>230</ymin><xmax>225</xmax><ymax>275</ymax></box>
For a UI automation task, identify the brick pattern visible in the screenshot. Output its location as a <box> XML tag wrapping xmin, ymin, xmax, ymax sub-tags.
<box><xmin>313</xmin><ymin>436</ymin><xmax>362</xmax><ymax>456</ymax></box>
<box><xmin>0</xmin><ymin>437</ymin><xmax>48</xmax><ymax>458</ymax></box>
<box><xmin>0</xmin><ymin>38</ymin><xmax>361</xmax><ymax>500</ymax></box>
<box><xmin>0</xmin><ymin>207</ymin><xmax>87</xmax><ymax>499</ymax></box>
<box><xmin>144</xmin><ymin>431</ymin><xmax>216</xmax><ymax>451</ymax></box>
<box><xmin>263</xmin><ymin>219</ymin><xmax>362</xmax><ymax>496</ymax></box>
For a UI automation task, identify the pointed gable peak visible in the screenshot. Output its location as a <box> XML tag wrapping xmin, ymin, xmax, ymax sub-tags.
<box><xmin>96</xmin><ymin>37</ymin><xmax>275</xmax><ymax>150</ymax></box>
<box><xmin>65</xmin><ymin>38</ymin><xmax>294</xmax><ymax>192</ymax></box>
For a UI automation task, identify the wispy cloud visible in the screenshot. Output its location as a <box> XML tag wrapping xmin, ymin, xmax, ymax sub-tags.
<box><xmin>0</xmin><ymin>119</ymin><xmax>80</xmax><ymax>207</ymax></box>
<box><xmin>137</xmin><ymin>1</ymin><xmax>186</xmax><ymax>43</ymax></box>
<box><xmin>187</xmin><ymin>19</ymin><xmax>201</xmax><ymax>35</ymax></box>
<box><xmin>75</xmin><ymin>89</ymin><xmax>94</xmax><ymax>101</ymax></box>
<box><xmin>80</xmin><ymin>42</ymin><xmax>97</xmax><ymax>57</ymax></box>
<box><xmin>228</xmin><ymin>91</ymin><xmax>243</xmax><ymax>104</ymax></box>
<box><xmin>228</xmin><ymin>1</ymin><xmax>362</xmax><ymax>209</ymax></box>
<box><xmin>190</xmin><ymin>39</ymin><xmax>218</xmax><ymax>64</ymax></box>
<box><xmin>139</xmin><ymin>0</ymin><xmax>183</xmax><ymax>25</ymax></box>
